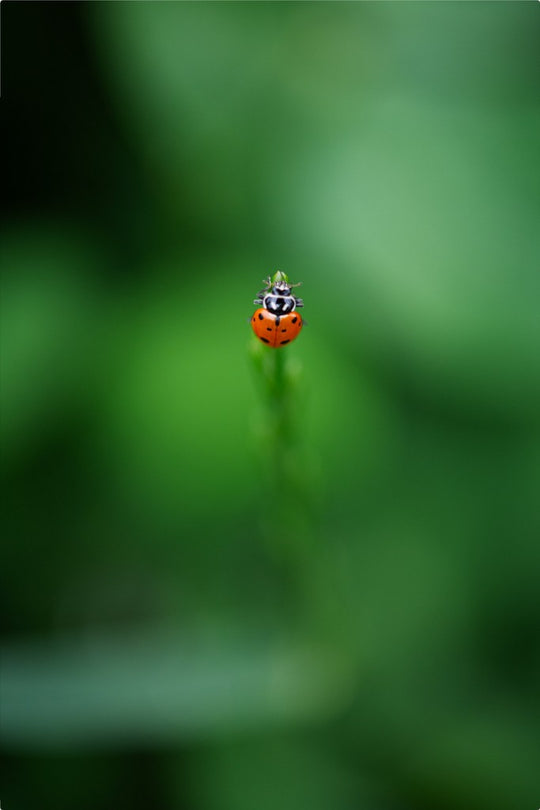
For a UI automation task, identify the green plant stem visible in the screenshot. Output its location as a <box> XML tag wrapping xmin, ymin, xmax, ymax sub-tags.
<box><xmin>250</xmin><ymin>272</ymin><xmax>314</xmax><ymax>566</ymax></box>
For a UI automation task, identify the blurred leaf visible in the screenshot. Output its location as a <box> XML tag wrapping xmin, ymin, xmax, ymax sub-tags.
<box><xmin>1</xmin><ymin>627</ymin><xmax>354</xmax><ymax>748</ymax></box>
<box><xmin>280</xmin><ymin>99</ymin><xmax>540</xmax><ymax>420</ymax></box>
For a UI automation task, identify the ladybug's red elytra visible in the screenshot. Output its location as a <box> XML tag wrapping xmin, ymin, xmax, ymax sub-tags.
<box><xmin>251</xmin><ymin>274</ymin><xmax>304</xmax><ymax>348</ymax></box>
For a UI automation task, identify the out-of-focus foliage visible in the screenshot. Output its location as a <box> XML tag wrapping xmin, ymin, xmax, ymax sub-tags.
<box><xmin>1</xmin><ymin>4</ymin><xmax>539</xmax><ymax>810</ymax></box>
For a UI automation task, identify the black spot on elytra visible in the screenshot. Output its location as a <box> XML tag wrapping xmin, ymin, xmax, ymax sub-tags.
<box><xmin>292</xmin><ymin>316</ymin><xmax>297</xmax><ymax>324</ymax></box>
<box><xmin>280</xmin><ymin>339</ymin><xmax>290</xmax><ymax>345</ymax></box>
<box><xmin>275</xmin><ymin>317</ymin><xmax>281</xmax><ymax>327</ymax></box>
<box><xmin>258</xmin><ymin>313</ymin><xmax>264</xmax><ymax>320</ymax></box>
<box><xmin>260</xmin><ymin>337</ymin><xmax>270</xmax><ymax>344</ymax></box>
<box><xmin>266</xmin><ymin>327</ymin><xmax>272</xmax><ymax>332</ymax></box>
<box><xmin>281</xmin><ymin>329</ymin><xmax>287</xmax><ymax>332</ymax></box>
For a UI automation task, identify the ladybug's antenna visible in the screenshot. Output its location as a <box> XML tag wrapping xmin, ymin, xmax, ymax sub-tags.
<box><xmin>289</xmin><ymin>281</ymin><xmax>303</xmax><ymax>288</ymax></box>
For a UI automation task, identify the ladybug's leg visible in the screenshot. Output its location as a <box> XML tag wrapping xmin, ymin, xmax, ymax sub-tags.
<box><xmin>256</xmin><ymin>277</ymin><xmax>272</xmax><ymax>297</ymax></box>
<box><xmin>289</xmin><ymin>281</ymin><xmax>303</xmax><ymax>288</ymax></box>
<box><xmin>294</xmin><ymin>298</ymin><xmax>304</xmax><ymax>307</ymax></box>
<box><xmin>253</xmin><ymin>297</ymin><xmax>265</xmax><ymax>306</ymax></box>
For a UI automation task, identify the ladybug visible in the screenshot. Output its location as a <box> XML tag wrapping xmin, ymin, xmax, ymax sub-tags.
<box><xmin>251</xmin><ymin>275</ymin><xmax>304</xmax><ymax>348</ymax></box>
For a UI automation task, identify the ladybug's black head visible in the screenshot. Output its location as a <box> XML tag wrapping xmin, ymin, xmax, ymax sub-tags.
<box><xmin>272</xmin><ymin>282</ymin><xmax>292</xmax><ymax>296</ymax></box>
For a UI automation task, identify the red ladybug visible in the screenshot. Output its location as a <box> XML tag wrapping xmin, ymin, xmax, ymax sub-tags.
<box><xmin>251</xmin><ymin>275</ymin><xmax>304</xmax><ymax>348</ymax></box>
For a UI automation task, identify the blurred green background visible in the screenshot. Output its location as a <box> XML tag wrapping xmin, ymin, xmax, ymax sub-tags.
<box><xmin>1</xmin><ymin>2</ymin><xmax>540</xmax><ymax>809</ymax></box>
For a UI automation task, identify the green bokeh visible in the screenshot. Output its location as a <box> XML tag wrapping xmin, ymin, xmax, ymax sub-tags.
<box><xmin>2</xmin><ymin>3</ymin><xmax>539</xmax><ymax>810</ymax></box>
